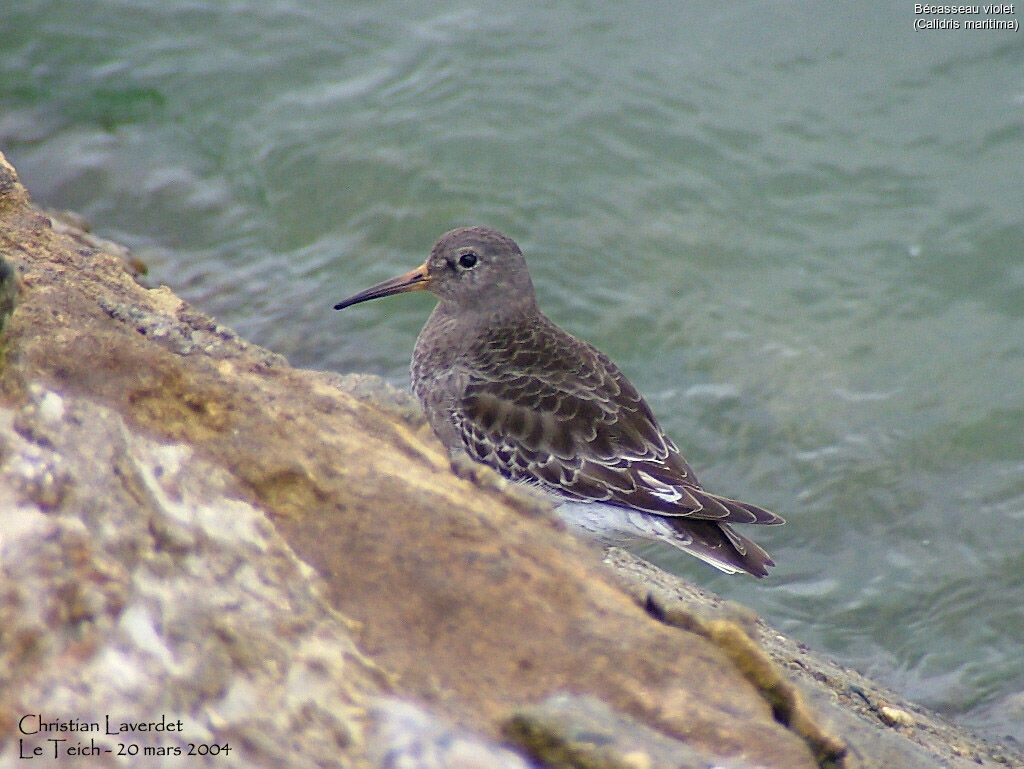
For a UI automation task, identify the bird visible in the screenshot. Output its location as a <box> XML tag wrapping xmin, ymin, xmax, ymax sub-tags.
<box><xmin>333</xmin><ymin>226</ymin><xmax>783</xmax><ymax>577</ymax></box>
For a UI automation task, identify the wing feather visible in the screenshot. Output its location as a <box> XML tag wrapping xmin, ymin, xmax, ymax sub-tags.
<box><xmin>453</xmin><ymin>316</ymin><xmax>783</xmax><ymax>526</ymax></box>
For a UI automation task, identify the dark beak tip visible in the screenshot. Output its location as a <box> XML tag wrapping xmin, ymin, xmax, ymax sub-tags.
<box><xmin>332</xmin><ymin>262</ymin><xmax>430</xmax><ymax>313</ymax></box>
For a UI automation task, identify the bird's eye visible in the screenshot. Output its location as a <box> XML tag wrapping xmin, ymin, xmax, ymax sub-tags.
<box><xmin>458</xmin><ymin>251</ymin><xmax>478</xmax><ymax>269</ymax></box>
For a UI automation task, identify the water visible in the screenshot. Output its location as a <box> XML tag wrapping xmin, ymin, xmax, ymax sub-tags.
<box><xmin>3</xmin><ymin>0</ymin><xmax>1024</xmax><ymax>744</ymax></box>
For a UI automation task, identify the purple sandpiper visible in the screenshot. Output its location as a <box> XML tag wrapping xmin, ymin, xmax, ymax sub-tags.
<box><xmin>334</xmin><ymin>226</ymin><xmax>783</xmax><ymax>577</ymax></box>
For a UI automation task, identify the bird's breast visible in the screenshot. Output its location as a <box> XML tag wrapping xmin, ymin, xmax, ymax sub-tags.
<box><xmin>411</xmin><ymin>318</ymin><xmax>475</xmax><ymax>452</ymax></box>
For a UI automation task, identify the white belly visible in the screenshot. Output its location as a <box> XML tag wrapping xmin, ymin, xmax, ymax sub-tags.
<box><xmin>553</xmin><ymin>500</ymin><xmax>680</xmax><ymax>547</ymax></box>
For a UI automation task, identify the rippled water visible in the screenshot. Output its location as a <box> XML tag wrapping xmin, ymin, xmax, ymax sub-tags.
<box><xmin>4</xmin><ymin>0</ymin><xmax>1023</xmax><ymax>744</ymax></box>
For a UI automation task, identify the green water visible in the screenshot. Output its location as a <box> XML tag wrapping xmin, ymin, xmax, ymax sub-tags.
<box><xmin>4</xmin><ymin>0</ymin><xmax>1023</xmax><ymax>744</ymax></box>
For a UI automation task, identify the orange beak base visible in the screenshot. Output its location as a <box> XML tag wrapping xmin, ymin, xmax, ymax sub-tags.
<box><xmin>333</xmin><ymin>261</ymin><xmax>431</xmax><ymax>310</ymax></box>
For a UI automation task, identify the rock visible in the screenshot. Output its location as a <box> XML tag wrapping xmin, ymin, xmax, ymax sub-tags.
<box><xmin>504</xmin><ymin>694</ymin><xmax>765</xmax><ymax>769</ymax></box>
<box><xmin>44</xmin><ymin>207</ymin><xmax>144</xmax><ymax>275</ymax></box>
<box><xmin>0</xmin><ymin>148</ymin><xmax>1020</xmax><ymax>769</ymax></box>
<box><xmin>371</xmin><ymin>699</ymin><xmax>533</xmax><ymax>769</ymax></box>
<box><xmin>0</xmin><ymin>385</ymin><xmax>382</xmax><ymax>767</ymax></box>
<box><xmin>606</xmin><ymin>548</ymin><xmax>1024</xmax><ymax>769</ymax></box>
<box><xmin>878</xmin><ymin>706</ymin><xmax>917</xmax><ymax>729</ymax></box>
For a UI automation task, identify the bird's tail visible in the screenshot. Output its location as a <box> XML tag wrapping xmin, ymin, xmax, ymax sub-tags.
<box><xmin>662</xmin><ymin>519</ymin><xmax>775</xmax><ymax>578</ymax></box>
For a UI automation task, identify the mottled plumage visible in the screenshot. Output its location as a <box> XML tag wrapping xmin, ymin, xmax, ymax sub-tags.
<box><xmin>334</xmin><ymin>226</ymin><xmax>783</xmax><ymax>577</ymax></box>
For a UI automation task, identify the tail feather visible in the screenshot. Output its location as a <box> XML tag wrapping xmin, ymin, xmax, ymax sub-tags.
<box><xmin>552</xmin><ymin>498</ymin><xmax>778</xmax><ymax>578</ymax></box>
<box><xmin>662</xmin><ymin>519</ymin><xmax>775</xmax><ymax>578</ymax></box>
<box><xmin>701</xmin><ymin>491</ymin><xmax>785</xmax><ymax>526</ymax></box>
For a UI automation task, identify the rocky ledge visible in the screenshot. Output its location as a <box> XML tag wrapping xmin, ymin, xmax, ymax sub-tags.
<box><xmin>0</xmin><ymin>150</ymin><xmax>1019</xmax><ymax>769</ymax></box>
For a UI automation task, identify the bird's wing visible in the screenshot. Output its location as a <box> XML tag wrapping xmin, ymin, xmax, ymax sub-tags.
<box><xmin>453</xmin><ymin>318</ymin><xmax>783</xmax><ymax>526</ymax></box>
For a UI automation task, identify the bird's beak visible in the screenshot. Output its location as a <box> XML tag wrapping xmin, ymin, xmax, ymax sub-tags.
<box><xmin>333</xmin><ymin>261</ymin><xmax>431</xmax><ymax>310</ymax></box>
